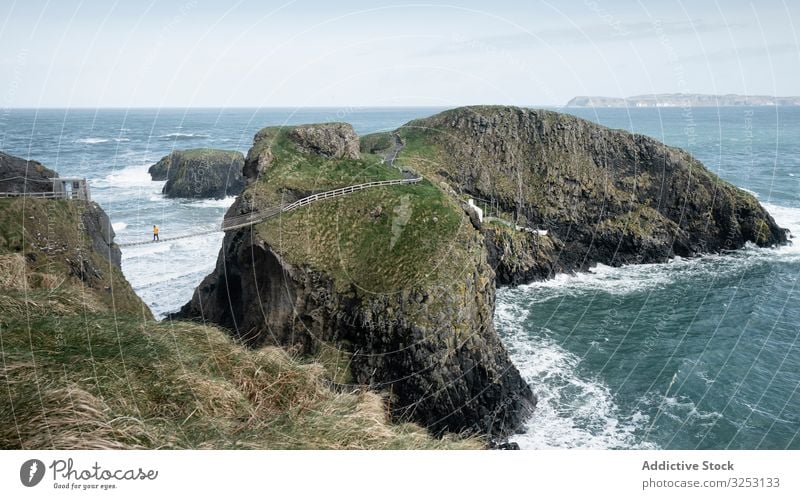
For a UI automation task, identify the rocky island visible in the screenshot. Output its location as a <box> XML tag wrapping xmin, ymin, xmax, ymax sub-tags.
<box><xmin>178</xmin><ymin>106</ymin><xmax>786</xmax><ymax>438</ymax></box>
<box><xmin>383</xmin><ymin>106</ymin><xmax>787</xmax><ymax>284</ymax></box>
<box><xmin>149</xmin><ymin>148</ymin><xmax>245</xmax><ymax>199</ymax></box>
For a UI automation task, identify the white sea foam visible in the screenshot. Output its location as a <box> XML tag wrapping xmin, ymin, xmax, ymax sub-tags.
<box><xmin>762</xmin><ymin>203</ymin><xmax>800</xmax><ymax>251</ymax></box>
<box><xmin>514</xmin><ymin>262</ymin><xmax>677</xmax><ymax>297</ymax></box>
<box><xmin>121</xmin><ymin>231</ymin><xmax>224</xmax><ymax>317</ymax></box>
<box><xmin>637</xmin><ymin>392</ymin><xmax>722</xmax><ymax>429</ymax></box>
<box><xmin>494</xmin><ymin>203</ymin><xmax>800</xmax><ymax>448</ymax></box>
<box><xmin>76</xmin><ymin>137</ymin><xmax>130</xmax><ymax>144</ymax></box>
<box><xmin>504</xmin><ymin>203</ymin><xmax>800</xmax><ymax>302</ymax></box>
<box><xmin>159</xmin><ymin>132</ymin><xmax>209</xmax><ymax>139</ymax></box>
<box><xmin>93</xmin><ymin>165</ymin><xmax>158</xmax><ymax>190</ymax></box>
<box><xmin>183</xmin><ymin>196</ymin><xmax>237</xmax><ymax>208</ymax></box>
<box><xmin>112</xmin><ymin>222</ymin><xmax>127</xmax><ymax>232</ymax></box>
<box><xmin>495</xmin><ymin>300</ymin><xmax>655</xmax><ymax>449</ymax></box>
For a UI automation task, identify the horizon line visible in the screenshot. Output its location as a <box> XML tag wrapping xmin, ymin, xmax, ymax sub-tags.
<box><xmin>1</xmin><ymin>104</ymin><xmax>562</xmax><ymax>110</ymax></box>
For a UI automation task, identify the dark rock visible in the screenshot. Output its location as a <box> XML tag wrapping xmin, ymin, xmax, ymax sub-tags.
<box><xmin>483</xmin><ymin>227</ymin><xmax>562</xmax><ymax>284</ymax></box>
<box><xmin>81</xmin><ymin>201</ymin><xmax>122</xmax><ymax>270</ymax></box>
<box><xmin>0</xmin><ymin>151</ymin><xmax>58</xmax><ymax>193</ymax></box>
<box><xmin>489</xmin><ymin>439</ymin><xmax>521</xmax><ymax>450</ymax></box>
<box><xmin>243</xmin><ymin>144</ymin><xmax>273</xmax><ymax>184</ymax></box>
<box><xmin>149</xmin><ymin>149</ymin><xmax>246</xmax><ymax>199</ymax></box>
<box><xmin>288</xmin><ymin>123</ymin><xmax>360</xmax><ymax>160</ymax></box>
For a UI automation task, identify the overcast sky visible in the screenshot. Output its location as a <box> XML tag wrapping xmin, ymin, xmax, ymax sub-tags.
<box><xmin>1</xmin><ymin>0</ymin><xmax>798</xmax><ymax>107</ymax></box>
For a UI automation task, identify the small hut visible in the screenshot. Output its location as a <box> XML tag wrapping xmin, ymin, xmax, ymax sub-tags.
<box><xmin>52</xmin><ymin>177</ymin><xmax>91</xmax><ymax>201</ymax></box>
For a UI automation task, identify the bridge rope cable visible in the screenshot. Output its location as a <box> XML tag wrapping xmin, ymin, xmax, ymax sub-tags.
<box><xmin>116</xmin><ymin>228</ymin><xmax>221</xmax><ymax>248</ymax></box>
<box><xmin>115</xmin><ymin>174</ymin><xmax>423</xmax><ymax>247</ymax></box>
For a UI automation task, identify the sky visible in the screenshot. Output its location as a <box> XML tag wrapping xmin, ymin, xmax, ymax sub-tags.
<box><xmin>0</xmin><ymin>0</ymin><xmax>798</xmax><ymax>107</ymax></box>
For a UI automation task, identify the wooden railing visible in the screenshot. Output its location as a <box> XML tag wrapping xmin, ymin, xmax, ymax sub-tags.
<box><xmin>221</xmin><ymin>175</ymin><xmax>422</xmax><ymax>232</ymax></box>
<box><xmin>0</xmin><ymin>191</ymin><xmax>69</xmax><ymax>199</ymax></box>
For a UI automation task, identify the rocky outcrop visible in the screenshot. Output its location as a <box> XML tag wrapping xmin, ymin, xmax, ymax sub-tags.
<box><xmin>180</xmin><ymin>215</ymin><xmax>534</xmax><ymax>437</ymax></box>
<box><xmin>178</xmin><ymin>123</ymin><xmax>535</xmax><ymax>438</ymax></box>
<box><xmin>241</xmin><ymin>123</ymin><xmax>359</xmax><ymax>185</ymax></box>
<box><xmin>398</xmin><ymin>106</ymin><xmax>788</xmax><ymax>284</ymax></box>
<box><xmin>81</xmin><ymin>202</ymin><xmax>122</xmax><ymax>270</ymax></box>
<box><xmin>149</xmin><ymin>149</ymin><xmax>245</xmax><ymax>199</ymax></box>
<box><xmin>0</xmin><ymin>151</ymin><xmax>58</xmax><ymax>193</ymax></box>
<box><xmin>483</xmin><ymin>227</ymin><xmax>562</xmax><ymax>285</ymax></box>
<box><xmin>288</xmin><ymin>123</ymin><xmax>360</xmax><ymax>160</ymax></box>
<box><xmin>147</xmin><ymin>157</ymin><xmax>170</xmax><ymax>181</ymax></box>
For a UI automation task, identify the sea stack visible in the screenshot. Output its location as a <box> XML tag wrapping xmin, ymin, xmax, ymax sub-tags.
<box><xmin>179</xmin><ymin>122</ymin><xmax>536</xmax><ymax>437</ymax></box>
<box><xmin>148</xmin><ymin>148</ymin><xmax>246</xmax><ymax>199</ymax></box>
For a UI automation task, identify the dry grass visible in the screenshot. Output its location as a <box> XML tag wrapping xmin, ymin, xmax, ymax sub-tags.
<box><xmin>0</xmin><ymin>253</ymin><xmax>27</xmax><ymax>289</ymax></box>
<box><xmin>0</xmin><ymin>311</ymin><xmax>482</xmax><ymax>450</ymax></box>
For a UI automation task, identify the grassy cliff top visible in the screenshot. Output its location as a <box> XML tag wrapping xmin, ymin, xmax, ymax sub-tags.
<box><xmin>0</xmin><ymin>198</ymin><xmax>148</xmax><ymax>317</ymax></box>
<box><xmin>245</xmin><ymin>126</ymin><xmax>400</xmax><ymax>203</ymax></box>
<box><xmin>246</xmin><ymin>125</ymin><xmax>480</xmax><ymax>295</ymax></box>
<box><xmin>391</xmin><ymin>105</ymin><xmax>783</xmax><ymax>248</ymax></box>
<box><xmin>169</xmin><ymin>148</ymin><xmax>243</xmax><ymax>161</ymax></box>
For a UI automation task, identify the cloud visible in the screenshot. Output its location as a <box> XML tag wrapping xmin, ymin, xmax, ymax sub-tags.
<box><xmin>679</xmin><ymin>42</ymin><xmax>799</xmax><ymax>63</ymax></box>
<box><xmin>417</xmin><ymin>19</ymin><xmax>743</xmax><ymax>57</ymax></box>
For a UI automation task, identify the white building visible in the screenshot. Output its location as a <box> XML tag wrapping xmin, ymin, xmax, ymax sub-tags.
<box><xmin>52</xmin><ymin>177</ymin><xmax>91</xmax><ymax>201</ymax></box>
<box><xmin>466</xmin><ymin>198</ymin><xmax>483</xmax><ymax>222</ymax></box>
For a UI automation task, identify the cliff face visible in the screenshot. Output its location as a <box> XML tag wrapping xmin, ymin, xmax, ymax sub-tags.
<box><xmin>149</xmin><ymin>149</ymin><xmax>245</xmax><ymax>199</ymax></box>
<box><xmin>0</xmin><ymin>197</ymin><xmax>150</xmax><ymax>318</ymax></box>
<box><xmin>0</xmin><ymin>151</ymin><xmax>58</xmax><ymax>193</ymax></box>
<box><xmin>180</xmin><ymin>123</ymin><xmax>535</xmax><ymax>437</ymax></box>
<box><xmin>396</xmin><ymin>106</ymin><xmax>788</xmax><ymax>283</ymax></box>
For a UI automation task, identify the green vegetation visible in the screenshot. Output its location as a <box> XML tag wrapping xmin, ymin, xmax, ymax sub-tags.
<box><xmin>243</xmin><ymin>127</ymin><xmax>402</xmax><ymax>209</ymax></box>
<box><xmin>359</xmin><ymin>132</ymin><xmax>394</xmax><ymax>154</ymax></box>
<box><xmin>257</xmin><ymin>181</ymin><xmax>466</xmax><ymax>293</ymax></box>
<box><xmin>0</xmin><ymin>198</ymin><xmax>146</xmax><ymax>317</ymax></box>
<box><xmin>245</xmin><ymin>125</ymin><xmax>478</xmax><ymax>295</ymax></box>
<box><xmin>173</xmin><ymin>148</ymin><xmax>242</xmax><ymax>162</ymax></box>
<box><xmin>0</xmin><ymin>197</ymin><xmax>480</xmax><ymax>449</ymax></box>
<box><xmin>239</xmin><ymin>128</ymin><xmax>476</xmax><ymax>292</ymax></box>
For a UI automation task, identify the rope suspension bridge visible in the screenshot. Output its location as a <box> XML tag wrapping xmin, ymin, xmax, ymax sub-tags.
<box><xmin>115</xmin><ymin>175</ymin><xmax>423</xmax><ymax>248</ymax></box>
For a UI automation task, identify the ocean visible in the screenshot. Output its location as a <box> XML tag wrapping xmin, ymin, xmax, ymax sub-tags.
<box><xmin>1</xmin><ymin>106</ymin><xmax>797</xmax><ymax>450</ymax></box>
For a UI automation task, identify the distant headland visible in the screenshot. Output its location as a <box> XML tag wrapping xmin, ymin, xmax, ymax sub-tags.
<box><xmin>566</xmin><ymin>94</ymin><xmax>800</xmax><ymax>108</ymax></box>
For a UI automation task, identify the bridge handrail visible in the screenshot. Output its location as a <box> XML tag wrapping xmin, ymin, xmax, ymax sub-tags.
<box><xmin>221</xmin><ymin>175</ymin><xmax>422</xmax><ymax>231</ymax></box>
<box><xmin>0</xmin><ymin>191</ymin><xmax>69</xmax><ymax>199</ymax></box>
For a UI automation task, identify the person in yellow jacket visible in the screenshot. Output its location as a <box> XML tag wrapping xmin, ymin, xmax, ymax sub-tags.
<box><xmin>153</xmin><ymin>225</ymin><xmax>160</xmax><ymax>242</ymax></box>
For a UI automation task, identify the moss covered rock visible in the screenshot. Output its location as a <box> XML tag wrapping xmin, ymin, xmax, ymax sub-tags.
<box><xmin>395</xmin><ymin>106</ymin><xmax>788</xmax><ymax>282</ymax></box>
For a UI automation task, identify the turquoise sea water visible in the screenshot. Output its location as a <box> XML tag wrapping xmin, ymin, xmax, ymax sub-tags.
<box><xmin>1</xmin><ymin>106</ymin><xmax>797</xmax><ymax>449</ymax></box>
